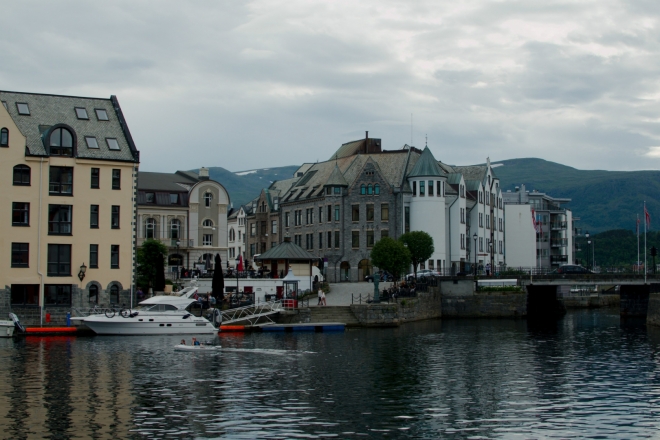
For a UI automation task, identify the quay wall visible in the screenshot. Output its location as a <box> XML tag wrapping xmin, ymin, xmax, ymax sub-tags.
<box><xmin>647</xmin><ymin>293</ymin><xmax>660</xmax><ymax>327</ymax></box>
<box><xmin>561</xmin><ymin>294</ymin><xmax>619</xmax><ymax>309</ymax></box>
<box><xmin>351</xmin><ymin>290</ymin><xmax>443</xmax><ymax>326</ymax></box>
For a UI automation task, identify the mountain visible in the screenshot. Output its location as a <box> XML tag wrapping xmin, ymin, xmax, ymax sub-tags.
<box><xmin>492</xmin><ymin>158</ymin><xmax>660</xmax><ymax>233</ymax></box>
<box><xmin>207</xmin><ymin>158</ymin><xmax>660</xmax><ymax>233</ymax></box>
<box><xmin>206</xmin><ymin>166</ymin><xmax>300</xmax><ymax>208</ymax></box>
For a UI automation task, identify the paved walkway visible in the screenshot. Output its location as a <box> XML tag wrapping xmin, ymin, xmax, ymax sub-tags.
<box><xmin>309</xmin><ymin>282</ymin><xmax>396</xmax><ymax>306</ymax></box>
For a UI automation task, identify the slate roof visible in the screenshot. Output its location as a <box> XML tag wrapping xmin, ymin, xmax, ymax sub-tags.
<box><xmin>0</xmin><ymin>90</ymin><xmax>139</xmax><ymax>162</ymax></box>
<box><xmin>138</xmin><ymin>171</ymin><xmax>199</xmax><ymax>191</ymax></box>
<box><xmin>453</xmin><ymin>165</ymin><xmax>487</xmax><ymax>184</ymax></box>
<box><xmin>255</xmin><ymin>239</ymin><xmax>314</xmax><ymax>261</ymax></box>
<box><xmin>407</xmin><ymin>147</ymin><xmax>446</xmax><ymax>178</ymax></box>
<box><xmin>324</xmin><ymin>164</ymin><xmax>349</xmax><ymax>187</ymax></box>
<box><xmin>446</xmin><ymin>173</ymin><xmax>463</xmax><ymax>185</ymax></box>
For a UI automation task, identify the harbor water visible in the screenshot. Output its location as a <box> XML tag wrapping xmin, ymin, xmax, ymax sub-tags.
<box><xmin>1</xmin><ymin>309</ymin><xmax>660</xmax><ymax>438</ymax></box>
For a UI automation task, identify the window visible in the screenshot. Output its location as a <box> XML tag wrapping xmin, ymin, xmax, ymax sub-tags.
<box><xmin>334</xmin><ymin>230</ymin><xmax>340</xmax><ymax>248</ymax></box>
<box><xmin>367</xmin><ymin>184</ymin><xmax>373</xmax><ymax>195</ymax></box>
<box><xmin>91</xmin><ymin>168</ymin><xmax>100</xmax><ymax>188</ymax></box>
<box><xmin>366</xmin><ymin>230</ymin><xmax>374</xmax><ymax>248</ymax></box>
<box><xmin>145</xmin><ymin>192</ymin><xmax>155</xmax><ymax>203</ymax></box>
<box><xmin>319</xmin><ymin>207</ymin><xmax>323</xmax><ymax>223</ymax></box>
<box><xmin>170</xmin><ymin>193</ymin><xmax>179</xmax><ymax>204</ymax></box>
<box><xmin>271</xmin><ymin>220</ymin><xmax>277</xmax><ymax>234</ymax></box>
<box><xmin>412</xmin><ymin>181</ymin><xmax>417</xmax><ymax>196</ymax></box>
<box><xmin>145</xmin><ymin>218</ymin><xmax>156</xmax><ymax>239</ymax></box>
<box><xmin>327</xmin><ymin>205</ymin><xmax>332</xmax><ymax>222</ymax></box>
<box><xmin>306</xmin><ymin>208</ymin><xmax>313</xmax><ymax>224</ymax></box>
<box><xmin>381</xmin><ymin>229</ymin><xmax>389</xmax><ymax>239</ymax></box>
<box><xmin>75</xmin><ymin>107</ymin><xmax>89</xmax><ymax>119</ymax></box>
<box><xmin>295</xmin><ymin>210</ymin><xmax>302</xmax><ymax>226</ymax></box>
<box><xmin>405</xmin><ymin>207</ymin><xmax>410</xmax><ymax>233</ymax></box>
<box><xmin>11</xmin><ymin>284</ymin><xmax>38</xmax><ymax>305</ymax></box>
<box><xmin>49</xmin><ymin>128</ymin><xmax>74</xmax><ymax>157</ymax></box>
<box><xmin>89</xmin><ymin>285</ymin><xmax>99</xmax><ymax>304</ymax></box>
<box><xmin>112</xmin><ymin>169</ymin><xmax>120</xmax><ymax>189</ymax></box>
<box><xmin>352</xmin><ymin>231</ymin><xmax>359</xmax><ymax>248</ymax></box>
<box><xmin>13</xmin><ymin>165</ymin><xmax>30</xmax><ymax>186</ymax></box>
<box><xmin>381</xmin><ymin>203</ymin><xmax>389</xmax><ymax>221</ymax></box>
<box><xmin>11</xmin><ymin>243</ymin><xmax>29</xmax><ymax>267</ymax></box>
<box><xmin>84</xmin><ymin>136</ymin><xmax>99</xmax><ymax>149</ymax></box>
<box><xmin>111</xmin><ymin>245</ymin><xmax>119</xmax><ymax>268</ymax></box>
<box><xmin>12</xmin><ymin>202</ymin><xmax>29</xmax><ymax>226</ymax></box>
<box><xmin>334</xmin><ymin>205</ymin><xmax>340</xmax><ymax>221</ymax></box>
<box><xmin>171</xmin><ymin>219</ymin><xmax>180</xmax><ymax>239</ymax></box>
<box><xmin>45</xmin><ymin>285</ymin><xmax>72</xmax><ymax>306</ymax></box>
<box><xmin>437</xmin><ymin>181</ymin><xmax>441</xmax><ymax>197</ymax></box>
<box><xmin>374</xmin><ymin>184</ymin><xmax>380</xmax><ymax>195</ymax></box>
<box><xmin>204</xmin><ymin>193</ymin><xmax>213</xmax><ymax>207</ymax></box>
<box><xmin>420</xmin><ymin>181</ymin><xmax>425</xmax><ymax>196</ymax></box>
<box><xmin>48</xmin><ymin>205</ymin><xmax>72</xmax><ymax>235</ymax></box>
<box><xmin>95</xmin><ymin>108</ymin><xmax>109</xmax><ymax>121</ymax></box>
<box><xmin>479</xmin><ymin>237</ymin><xmax>483</xmax><ymax>252</ymax></box>
<box><xmin>285</xmin><ymin>212</ymin><xmax>290</xmax><ymax>227</ymax></box>
<box><xmin>319</xmin><ymin>232</ymin><xmax>323</xmax><ymax>249</ymax></box>
<box><xmin>428</xmin><ymin>180</ymin><xmax>434</xmax><ymax>196</ymax></box>
<box><xmin>16</xmin><ymin>102</ymin><xmax>30</xmax><ymax>115</ymax></box>
<box><xmin>110</xmin><ymin>285</ymin><xmax>119</xmax><ymax>304</ymax></box>
<box><xmin>229</xmin><ymin>228</ymin><xmax>235</xmax><ymax>241</ymax></box>
<box><xmin>0</xmin><ymin>128</ymin><xmax>7</xmax><ymax>146</ymax></box>
<box><xmin>261</xmin><ymin>221</ymin><xmax>266</xmax><ymax>235</ymax></box>
<box><xmin>250</xmin><ymin>223</ymin><xmax>256</xmax><ymax>236</ymax></box>
<box><xmin>479</xmin><ymin>213</ymin><xmax>483</xmax><ymax>227</ymax></box>
<box><xmin>360</xmin><ymin>184</ymin><xmax>366</xmax><ymax>195</ymax></box>
<box><xmin>111</xmin><ymin>206</ymin><xmax>120</xmax><ymax>229</ymax></box>
<box><xmin>334</xmin><ymin>187</ymin><xmax>341</xmax><ymax>194</ymax></box>
<box><xmin>106</xmin><ymin>138</ymin><xmax>120</xmax><ymax>150</ymax></box>
<box><xmin>203</xmin><ymin>234</ymin><xmax>213</xmax><ymax>246</ymax></box>
<box><xmin>47</xmin><ymin>244</ymin><xmax>71</xmax><ymax>276</ymax></box>
<box><xmin>90</xmin><ymin>205</ymin><xmax>99</xmax><ymax>228</ymax></box>
<box><xmin>327</xmin><ymin>231</ymin><xmax>332</xmax><ymax>249</ymax></box>
<box><xmin>366</xmin><ymin>204</ymin><xmax>374</xmax><ymax>221</ymax></box>
<box><xmin>49</xmin><ymin>166</ymin><xmax>73</xmax><ymax>195</ymax></box>
<box><xmin>90</xmin><ymin>244</ymin><xmax>99</xmax><ymax>268</ymax></box>
<box><xmin>352</xmin><ymin>205</ymin><xmax>359</xmax><ymax>221</ymax></box>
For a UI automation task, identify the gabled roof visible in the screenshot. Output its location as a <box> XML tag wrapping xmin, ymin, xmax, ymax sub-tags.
<box><xmin>0</xmin><ymin>90</ymin><xmax>139</xmax><ymax>162</ymax></box>
<box><xmin>255</xmin><ymin>238</ymin><xmax>314</xmax><ymax>260</ymax></box>
<box><xmin>138</xmin><ymin>171</ymin><xmax>199</xmax><ymax>191</ymax></box>
<box><xmin>324</xmin><ymin>164</ymin><xmax>349</xmax><ymax>187</ymax></box>
<box><xmin>407</xmin><ymin>147</ymin><xmax>446</xmax><ymax>178</ymax></box>
<box><xmin>447</xmin><ymin>173</ymin><xmax>463</xmax><ymax>185</ymax></box>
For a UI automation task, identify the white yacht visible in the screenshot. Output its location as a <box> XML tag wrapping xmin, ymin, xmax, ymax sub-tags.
<box><xmin>80</xmin><ymin>286</ymin><xmax>220</xmax><ymax>335</ymax></box>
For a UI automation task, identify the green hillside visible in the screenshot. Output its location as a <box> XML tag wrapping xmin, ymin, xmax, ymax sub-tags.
<box><xmin>206</xmin><ymin>166</ymin><xmax>300</xmax><ymax>208</ymax></box>
<box><xmin>576</xmin><ymin>229</ymin><xmax>660</xmax><ymax>268</ymax></box>
<box><xmin>493</xmin><ymin>158</ymin><xmax>660</xmax><ymax>233</ymax></box>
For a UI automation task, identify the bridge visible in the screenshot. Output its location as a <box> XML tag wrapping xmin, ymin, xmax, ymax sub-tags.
<box><xmin>220</xmin><ymin>300</ymin><xmax>284</xmax><ymax>326</ymax></box>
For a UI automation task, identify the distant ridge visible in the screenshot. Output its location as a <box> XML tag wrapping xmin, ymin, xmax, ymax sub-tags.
<box><xmin>202</xmin><ymin>158</ymin><xmax>660</xmax><ymax>233</ymax></box>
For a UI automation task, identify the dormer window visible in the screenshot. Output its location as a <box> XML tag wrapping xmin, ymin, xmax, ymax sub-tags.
<box><xmin>16</xmin><ymin>103</ymin><xmax>30</xmax><ymax>115</ymax></box>
<box><xmin>145</xmin><ymin>192</ymin><xmax>155</xmax><ymax>203</ymax></box>
<box><xmin>85</xmin><ymin>136</ymin><xmax>99</xmax><ymax>149</ymax></box>
<box><xmin>106</xmin><ymin>138</ymin><xmax>120</xmax><ymax>150</ymax></box>
<box><xmin>75</xmin><ymin>107</ymin><xmax>89</xmax><ymax>119</ymax></box>
<box><xmin>49</xmin><ymin>127</ymin><xmax>74</xmax><ymax>157</ymax></box>
<box><xmin>334</xmin><ymin>187</ymin><xmax>340</xmax><ymax>194</ymax></box>
<box><xmin>170</xmin><ymin>194</ymin><xmax>179</xmax><ymax>204</ymax></box>
<box><xmin>95</xmin><ymin>109</ymin><xmax>109</xmax><ymax>121</ymax></box>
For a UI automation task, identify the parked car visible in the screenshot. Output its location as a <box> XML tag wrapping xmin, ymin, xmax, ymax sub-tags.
<box><xmin>550</xmin><ymin>265</ymin><xmax>592</xmax><ymax>275</ymax></box>
<box><xmin>406</xmin><ymin>269</ymin><xmax>440</xmax><ymax>281</ymax></box>
<box><xmin>365</xmin><ymin>271</ymin><xmax>393</xmax><ymax>282</ymax></box>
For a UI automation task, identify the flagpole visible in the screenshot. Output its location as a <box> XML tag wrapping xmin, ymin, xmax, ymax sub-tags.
<box><xmin>637</xmin><ymin>213</ymin><xmax>640</xmax><ymax>275</ymax></box>
<box><xmin>645</xmin><ymin>202</ymin><xmax>647</xmax><ymax>284</ymax></box>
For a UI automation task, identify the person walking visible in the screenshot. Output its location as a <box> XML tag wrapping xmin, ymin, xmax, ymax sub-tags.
<box><xmin>486</xmin><ymin>263</ymin><xmax>491</xmax><ymax>277</ymax></box>
<box><xmin>317</xmin><ymin>288</ymin><xmax>323</xmax><ymax>306</ymax></box>
<box><xmin>321</xmin><ymin>290</ymin><xmax>327</xmax><ymax>306</ymax></box>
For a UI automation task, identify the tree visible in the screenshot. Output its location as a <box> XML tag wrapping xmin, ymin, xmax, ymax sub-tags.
<box><xmin>136</xmin><ymin>239</ymin><xmax>168</xmax><ymax>291</ymax></box>
<box><xmin>370</xmin><ymin>237</ymin><xmax>411</xmax><ymax>281</ymax></box>
<box><xmin>399</xmin><ymin>231</ymin><xmax>434</xmax><ymax>280</ymax></box>
<box><xmin>212</xmin><ymin>253</ymin><xmax>225</xmax><ymax>302</ymax></box>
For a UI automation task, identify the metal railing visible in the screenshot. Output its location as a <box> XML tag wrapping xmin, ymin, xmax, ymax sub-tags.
<box><xmin>221</xmin><ymin>300</ymin><xmax>282</xmax><ymax>325</ymax></box>
<box><xmin>137</xmin><ymin>238</ymin><xmax>194</xmax><ymax>247</ymax></box>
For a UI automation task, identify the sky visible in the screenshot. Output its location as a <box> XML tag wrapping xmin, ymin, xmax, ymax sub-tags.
<box><xmin>3</xmin><ymin>0</ymin><xmax>660</xmax><ymax>173</ymax></box>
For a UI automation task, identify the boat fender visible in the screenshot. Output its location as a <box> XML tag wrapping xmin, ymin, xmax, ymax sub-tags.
<box><xmin>129</xmin><ymin>312</ymin><xmax>139</xmax><ymax>318</ymax></box>
<box><xmin>9</xmin><ymin>313</ymin><xmax>25</xmax><ymax>333</ymax></box>
<box><xmin>213</xmin><ymin>308</ymin><xmax>222</xmax><ymax>326</ymax></box>
<box><xmin>182</xmin><ymin>314</ymin><xmax>191</xmax><ymax>319</ymax></box>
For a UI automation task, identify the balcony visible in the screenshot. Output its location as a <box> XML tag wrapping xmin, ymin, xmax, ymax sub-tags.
<box><xmin>551</xmin><ymin>255</ymin><xmax>568</xmax><ymax>264</ymax></box>
<box><xmin>551</xmin><ymin>222</ymin><xmax>567</xmax><ymax>230</ymax></box>
<box><xmin>137</xmin><ymin>238</ymin><xmax>194</xmax><ymax>248</ymax></box>
<box><xmin>551</xmin><ymin>238</ymin><xmax>568</xmax><ymax>247</ymax></box>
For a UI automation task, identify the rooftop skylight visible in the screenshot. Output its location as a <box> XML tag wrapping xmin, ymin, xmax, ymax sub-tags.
<box><xmin>95</xmin><ymin>109</ymin><xmax>109</xmax><ymax>121</ymax></box>
<box><xmin>106</xmin><ymin>138</ymin><xmax>120</xmax><ymax>150</ymax></box>
<box><xmin>85</xmin><ymin>136</ymin><xmax>99</xmax><ymax>149</ymax></box>
<box><xmin>75</xmin><ymin>107</ymin><xmax>89</xmax><ymax>119</ymax></box>
<box><xmin>16</xmin><ymin>103</ymin><xmax>30</xmax><ymax>115</ymax></box>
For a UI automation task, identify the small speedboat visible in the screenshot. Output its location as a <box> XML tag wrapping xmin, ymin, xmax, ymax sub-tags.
<box><xmin>0</xmin><ymin>320</ymin><xmax>14</xmax><ymax>338</ymax></box>
<box><xmin>174</xmin><ymin>344</ymin><xmax>221</xmax><ymax>352</ymax></box>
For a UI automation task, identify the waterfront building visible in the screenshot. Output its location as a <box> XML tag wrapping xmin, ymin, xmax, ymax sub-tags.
<box><xmin>0</xmin><ymin>90</ymin><xmax>140</xmax><ymax>323</ymax></box>
<box><xmin>503</xmin><ymin>183</ymin><xmax>574</xmax><ymax>270</ymax></box>
<box><xmin>244</xmin><ymin>133</ymin><xmax>502</xmax><ymax>282</ymax></box>
<box><xmin>136</xmin><ymin>168</ymin><xmax>230</xmax><ymax>278</ymax></box>
<box><xmin>227</xmin><ymin>204</ymin><xmax>247</xmax><ymax>268</ymax></box>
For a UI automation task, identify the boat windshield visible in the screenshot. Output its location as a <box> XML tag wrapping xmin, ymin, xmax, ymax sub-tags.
<box><xmin>134</xmin><ymin>304</ymin><xmax>181</xmax><ymax>312</ymax></box>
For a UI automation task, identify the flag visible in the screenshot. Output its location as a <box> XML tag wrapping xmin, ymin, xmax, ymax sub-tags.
<box><xmin>645</xmin><ymin>205</ymin><xmax>651</xmax><ymax>229</ymax></box>
<box><xmin>637</xmin><ymin>215</ymin><xmax>640</xmax><ymax>234</ymax></box>
<box><xmin>531</xmin><ymin>208</ymin><xmax>539</xmax><ymax>233</ymax></box>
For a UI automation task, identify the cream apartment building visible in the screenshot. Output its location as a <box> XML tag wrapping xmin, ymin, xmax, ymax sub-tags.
<box><xmin>0</xmin><ymin>91</ymin><xmax>140</xmax><ymax>325</ymax></box>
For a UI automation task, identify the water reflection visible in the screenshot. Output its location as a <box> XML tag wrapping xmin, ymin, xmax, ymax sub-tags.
<box><xmin>0</xmin><ymin>310</ymin><xmax>659</xmax><ymax>438</ymax></box>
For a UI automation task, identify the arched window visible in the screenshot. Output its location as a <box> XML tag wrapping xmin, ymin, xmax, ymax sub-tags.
<box><xmin>204</xmin><ymin>192</ymin><xmax>213</xmax><ymax>207</ymax></box>
<box><xmin>367</xmin><ymin>184</ymin><xmax>373</xmax><ymax>195</ymax></box>
<box><xmin>170</xmin><ymin>219</ymin><xmax>180</xmax><ymax>239</ymax></box>
<box><xmin>0</xmin><ymin>128</ymin><xmax>8</xmax><ymax>147</ymax></box>
<box><xmin>89</xmin><ymin>285</ymin><xmax>98</xmax><ymax>304</ymax></box>
<box><xmin>110</xmin><ymin>285</ymin><xmax>119</xmax><ymax>304</ymax></box>
<box><xmin>203</xmin><ymin>219</ymin><xmax>214</xmax><ymax>228</ymax></box>
<box><xmin>49</xmin><ymin>127</ymin><xmax>74</xmax><ymax>157</ymax></box>
<box><xmin>13</xmin><ymin>165</ymin><xmax>31</xmax><ymax>186</ymax></box>
<box><xmin>360</xmin><ymin>184</ymin><xmax>366</xmax><ymax>195</ymax></box>
<box><xmin>374</xmin><ymin>184</ymin><xmax>380</xmax><ymax>195</ymax></box>
<box><xmin>145</xmin><ymin>218</ymin><xmax>157</xmax><ymax>239</ymax></box>
<box><xmin>229</xmin><ymin>228</ymin><xmax>235</xmax><ymax>241</ymax></box>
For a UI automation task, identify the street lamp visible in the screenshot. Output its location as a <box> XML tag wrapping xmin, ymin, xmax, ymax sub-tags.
<box><xmin>176</xmin><ymin>240</ymin><xmax>181</xmax><ymax>282</ymax></box>
<box><xmin>473</xmin><ymin>233</ymin><xmax>478</xmax><ymax>277</ymax></box>
<box><xmin>235</xmin><ymin>256</ymin><xmax>240</xmax><ymax>295</ymax></box>
<box><xmin>78</xmin><ymin>262</ymin><xmax>87</xmax><ymax>282</ymax></box>
<box><xmin>489</xmin><ymin>242</ymin><xmax>493</xmax><ymax>277</ymax></box>
<box><xmin>584</xmin><ymin>231</ymin><xmax>590</xmax><ymax>268</ymax></box>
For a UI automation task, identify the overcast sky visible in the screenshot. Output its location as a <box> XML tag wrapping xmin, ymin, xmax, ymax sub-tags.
<box><xmin>3</xmin><ymin>0</ymin><xmax>660</xmax><ymax>172</ymax></box>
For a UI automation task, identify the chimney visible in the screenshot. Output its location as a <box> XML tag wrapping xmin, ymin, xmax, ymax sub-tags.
<box><xmin>365</xmin><ymin>131</ymin><xmax>369</xmax><ymax>153</ymax></box>
<box><xmin>199</xmin><ymin>167</ymin><xmax>210</xmax><ymax>180</ymax></box>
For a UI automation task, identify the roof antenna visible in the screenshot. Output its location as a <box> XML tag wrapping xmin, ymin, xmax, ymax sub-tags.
<box><xmin>425</xmin><ymin>134</ymin><xmax>428</xmax><ymax>148</ymax></box>
<box><xmin>411</xmin><ymin>113</ymin><xmax>413</xmax><ymax>146</ymax></box>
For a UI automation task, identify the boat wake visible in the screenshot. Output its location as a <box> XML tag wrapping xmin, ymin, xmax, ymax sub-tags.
<box><xmin>221</xmin><ymin>348</ymin><xmax>315</xmax><ymax>356</ymax></box>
